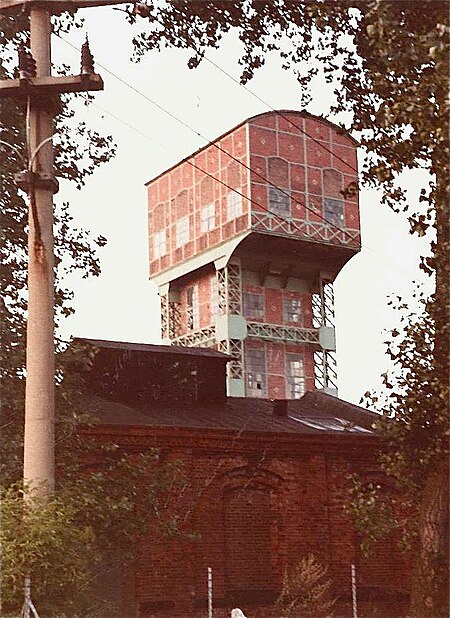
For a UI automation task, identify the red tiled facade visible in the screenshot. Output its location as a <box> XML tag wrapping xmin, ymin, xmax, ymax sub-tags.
<box><xmin>146</xmin><ymin>111</ymin><xmax>361</xmax><ymax>400</ymax></box>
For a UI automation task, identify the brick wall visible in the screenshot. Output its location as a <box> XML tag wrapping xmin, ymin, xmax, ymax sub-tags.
<box><xmin>103</xmin><ymin>431</ymin><xmax>411</xmax><ymax>618</ymax></box>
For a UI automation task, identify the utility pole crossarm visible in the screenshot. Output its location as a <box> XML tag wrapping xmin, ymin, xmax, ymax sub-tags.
<box><xmin>0</xmin><ymin>73</ymin><xmax>104</xmax><ymax>99</ymax></box>
<box><xmin>0</xmin><ymin>0</ymin><xmax>134</xmax><ymax>15</ymax></box>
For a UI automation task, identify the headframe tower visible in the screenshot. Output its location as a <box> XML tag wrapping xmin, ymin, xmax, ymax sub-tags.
<box><xmin>147</xmin><ymin>111</ymin><xmax>360</xmax><ymax>398</ymax></box>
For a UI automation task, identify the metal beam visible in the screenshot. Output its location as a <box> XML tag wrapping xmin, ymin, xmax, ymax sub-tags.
<box><xmin>0</xmin><ymin>74</ymin><xmax>104</xmax><ymax>99</ymax></box>
<box><xmin>0</xmin><ymin>0</ymin><xmax>133</xmax><ymax>15</ymax></box>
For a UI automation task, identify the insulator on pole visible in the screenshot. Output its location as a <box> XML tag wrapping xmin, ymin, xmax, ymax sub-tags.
<box><xmin>80</xmin><ymin>35</ymin><xmax>95</xmax><ymax>75</ymax></box>
<box><xmin>18</xmin><ymin>44</ymin><xmax>37</xmax><ymax>80</ymax></box>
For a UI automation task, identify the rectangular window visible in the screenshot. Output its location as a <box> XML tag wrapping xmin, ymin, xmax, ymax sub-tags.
<box><xmin>269</xmin><ymin>187</ymin><xmax>291</xmax><ymax>217</ymax></box>
<box><xmin>176</xmin><ymin>216</ymin><xmax>190</xmax><ymax>247</ymax></box>
<box><xmin>283</xmin><ymin>297</ymin><xmax>302</xmax><ymax>323</ymax></box>
<box><xmin>227</xmin><ymin>190</ymin><xmax>242</xmax><ymax>221</ymax></box>
<box><xmin>152</xmin><ymin>229</ymin><xmax>166</xmax><ymax>259</ymax></box>
<box><xmin>200</xmin><ymin>202</ymin><xmax>215</xmax><ymax>233</ymax></box>
<box><xmin>210</xmin><ymin>275</ymin><xmax>219</xmax><ymax>319</ymax></box>
<box><xmin>324</xmin><ymin>197</ymin><xmax>344</xmax><ymax>227</ymax></box>
<box><xmin>246</xmin><ymin>348</ymin><xmax>266</xmax><ymax>397</ymax></box>
<box><xmin>286</xmin><ymin>353</ymin><xmax>305</xmax><ymax>399</ymax></box>
<box><xmin>186</xmin><ymin>286</ymin><xmax>199</xmax><ymax>331</ymax></box>
<box><xmin>244</xmin><ymin>292</ymin><xmax>264</xmax><ymax>319</ymax></box>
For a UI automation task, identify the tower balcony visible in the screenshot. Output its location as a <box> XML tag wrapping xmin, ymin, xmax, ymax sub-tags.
<box><xmin>250</xmin><ymin>211</ymin><xmax>360</xmax><ymax>250</ymax></box>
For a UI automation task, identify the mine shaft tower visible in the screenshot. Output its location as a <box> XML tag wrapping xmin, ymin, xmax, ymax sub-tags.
<box><xmin>146</xmin><ymin>111</ymin><xmax>360</xmax><ymax>398</ymax></box>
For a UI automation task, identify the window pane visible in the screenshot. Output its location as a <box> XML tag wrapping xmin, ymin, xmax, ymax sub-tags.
<box><xmin>283</xmin><ymin>297</ymin><xmax>302</xmax><ymax>323</ymax></box>
<box><xmin>324</xmin><ymin>197</ymin><xmax>344</xmax><ymax>227</ymax></box>
<box><xmin>286</xmin><ymin>353</ymin><xmax>305</xmax><ymax>399</ymax></box>
<box><xmin>244</xmin><ymin>292</ymin><xmax>264</xmax><ymax>319</ymax></box>
<box><xmin>210</xmin><ymin>276</ymin><xmax>218</xmax><ymax>319</ymax></box>
<box><xmin>227</xmin><ymin>191</ymin><xmax>242</xmax><ymax>220</ymax></box>
<box><xmin>153</xmin><ymin>229</ymin><xmax>166</xmax><ymax>259</ymax></box>
<box><xmin>186</xmin><ymin>285</ymin><xmax>199</xmax><ymax>331</ymax></box>
<box><xmin>201</xmin><ymin>203</ymin><xmax>215</xmax><ymax>233</ymax></box>
<box><xmin>268</xmin><ymin>187</ymin><xmax>291</xmax><ymax>217</ymax></box>
<box><xmin>246</xmin><ymin>348</ymin><xmax>266</xmax><ymax>397</ymax></box>
<box><xmin>176</xmin><ymin>216</ymin><xmax>190</xmax><ymax>247</ymax></box>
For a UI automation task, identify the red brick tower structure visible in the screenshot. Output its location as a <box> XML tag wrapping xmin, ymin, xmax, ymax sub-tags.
<box><xmin>147</xmin><ymin>111</ymin><xmax>360</xmax><ymax>398</ymax></box>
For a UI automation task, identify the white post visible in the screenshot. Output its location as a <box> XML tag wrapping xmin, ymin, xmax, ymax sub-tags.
<box><xmin>207</xmin><ymin>566</ymin><xmax>213</xmax><ymax>618</ymax></box>
<box><xmin>24</xmin><ymin>576</ymin><xmax>31</xmax><ymax>618</ymax></box>
<box><xmin>351</xmin><ymin>563</ymin><xmax>358</xmax><ymax>618</ymax></box>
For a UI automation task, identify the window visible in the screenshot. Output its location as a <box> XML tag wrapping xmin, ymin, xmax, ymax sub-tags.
<box><xmin>283</xmin><ymin>297</ymin><xmax>302</xmax><ymax>323</ymax></box>
<box><xmin>152</xmin><ymin>229</ymin><xmax>166</xmax><ymax>259</ymax></box>
<box><xmin>268</xmin><ymin>187</ymin><xmax>291</xmax><ymax>217</ymax></box>
<box><xmin>186</xmin><ymin>286</ymin><xmax>199</xmax><ymax>331</ymax></box>
<box><xmin>286</xmin><ymin>353</ymin><xmax>305</xmax><ymax>399</ymax></box>
<box><xmin>176</xmin><ymin>216</ymin><xmax>190</xmax><ymax>247</ymax></box>
<box><xmin>200</xmin><ymin>203</ymin><xmax>215</xmax><ymax>233</ymax></box>
<box><xmin>227</xmin><ymin>190</ymin><xmax>242</xmax><ymax>220</ymax></box>
<box><xmin>246</xmin><ymin>348</ymin><xmax>266</xmax><ymax>397</ymax></box>
<box><xmin>324</xmin><ymin>197</ymin><xmax>344</xmax><ymax>227</ymax></box>
<box><xmin>210</xmin><ymin>275</ymin><xmax>219</xmax><ymax>319</ymax></box>
<box><xmin>244</xmin><ymin>292</ymin><xmax>264</xmax><ymax>319</ymax></box>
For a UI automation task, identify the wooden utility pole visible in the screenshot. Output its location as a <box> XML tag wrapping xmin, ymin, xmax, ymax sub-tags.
<box><xmin>1</xmin><ymin>0</ymin><xmax>132</xmax><ymax>497</ymax></box>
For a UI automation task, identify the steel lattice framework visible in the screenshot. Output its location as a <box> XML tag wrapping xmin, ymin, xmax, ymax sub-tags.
<box><xmin>217</xmin><ymin>262</ymin><xmax>242</xmax><ymax>315</ymax></box>
<box><xmin>312</xmin><ymin>279</ymin><xmax>337</xmax><ymax>390</ymax></box>
<box><xmin>251</xmin><ymin>212</ymin><xmax>360</xmax><ymax>248</ymax></box>
<box><xmin>160</xmin><ymin>292</ymin><xmax>182</xmax><ymax>340</ymax></box>
<box><xmin>174</xmin><ymin>326</ymin><xmax>216</xmax><ymax>348</ymax></box>
<box><xmin>247</xmin><ymin>322</ymin><xmax>320</xmax><ymax>345</ymax></box>
<box><xmin>219</xmin><ymin>339</ymin><xmax>244</xmax><ymax>380</ymax></box>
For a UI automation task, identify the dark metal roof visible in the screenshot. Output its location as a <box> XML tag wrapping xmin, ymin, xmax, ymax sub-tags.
<box><xmin>75</xmin><ymin>337</ymin><xmax>230</xmax><ymax>360</ymax></box>
<box><xmin>89</xmin><ymin>390</ymin><xmax>377</xmax><ymax>436</ymax></box>
<box><xmin>145</xmin><ymin>110</ymin><xmax>358</xmax><ymax>187</ymax></box>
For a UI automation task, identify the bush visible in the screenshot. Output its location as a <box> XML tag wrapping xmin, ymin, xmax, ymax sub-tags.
<box><xmin>276</xmin><ymin>554</ymin><xmax>336</xmax><ymax>618</ymax></box>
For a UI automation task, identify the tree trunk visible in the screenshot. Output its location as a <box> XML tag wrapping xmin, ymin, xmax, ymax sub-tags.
<box><xmin>410</xmin><ymin>459</ymin><xmax>449</xmax><ymax>617</ymax></box>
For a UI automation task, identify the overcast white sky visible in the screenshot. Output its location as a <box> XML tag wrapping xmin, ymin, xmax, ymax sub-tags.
<box><xmin>54</xmin><ymin>6</ymin><xmax>431</xmax><ymax>405</ymax></box>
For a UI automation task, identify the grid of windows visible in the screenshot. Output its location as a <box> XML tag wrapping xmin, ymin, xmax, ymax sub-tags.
<box><xmin>246</xmin><ymin>348</ymin><xmax>266</xmax><ymax>397</ymax></box>
<box><xmin>244</xmin><ymin>292</ymin><xmax>264</xmax><ymax>319</ymax></box>
<box><xmin>324</xmin><ymin>197</ymin><xmax>344</xmax><ymax>227</ymax></box>
<box><xmin>176</xmin><ymin>216</ymin><xmax>190</xmax><ymax>247</ymax></box>
<box><xmin>200</xmin><ymin>203</ymin><xmax>215</xmax><ymax>233</ymax></box>
<box><xmin>152</xmin><ymin>229</ymin><xmax>166</xmax><ymax>259</ymax></box>
<box><xmin>283</xmin><ymin>297</ymin><xmax>302</xmax><ymax>323</ymax></box>
<box><xmin>268</xmin><ymin>187</ymin><xmax>291</xmax><ymax>217</ymax></box>
<box><xmin>186</xmin><ymin>286</ymin><xmax>199</xmax><ymax>331</ymax></box>
<box><xmin>286</xmin><ymin>354</ymin><xmax>305</xmax><ymax>399</ymax></box>
<box><xmin>227</xmin><ymin>190</ymin><xmax>242</xmax><ymax>220</ymax></box>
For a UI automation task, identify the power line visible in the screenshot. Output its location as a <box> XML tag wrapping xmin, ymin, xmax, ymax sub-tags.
<box><xmin>55</xmin><ymin>34</ymin><xmax>421</xmax><ymax>278</ymax></box>
<box><xmin>86</xmin><ymin>97</ymin><xmax>421</xmax><ymax>282</ymax></box>
<box><xmin>144</xmin><ymin>13</ymin><xmax>358</xmax><ymax>175</ymax></box>
<box><xmin>200</xmin><ymin>56</ymin><xmax>359</xmax><ymax>175</ymax></box>
<box><xmin>56</xmin><ymin>33</ymin><xmax>358</xmax><ymax>244</ymax></box>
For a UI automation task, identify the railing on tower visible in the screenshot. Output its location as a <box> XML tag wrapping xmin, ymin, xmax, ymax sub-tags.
<box><xmin>250</xmin><ymin>211</ymin><xmax>360</xmax><ymax>249</ymax></box>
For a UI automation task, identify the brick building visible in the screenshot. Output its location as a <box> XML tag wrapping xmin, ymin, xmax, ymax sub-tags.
<box><xmin>147</xmin><ymin>110</ymin><xmax>360</xmax><ymax>399</ymax></box>
<box><xmin>82</xmin><ymin>339</ymin><xmax>410</xmax><ymax>618</ymax></box>
<box><xmin>79</xmin><ymin>111</ymin><xmax>410</xmax><ymax>616</ymax></box>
